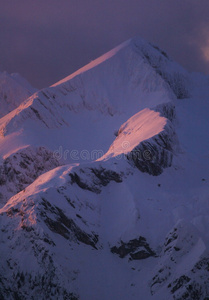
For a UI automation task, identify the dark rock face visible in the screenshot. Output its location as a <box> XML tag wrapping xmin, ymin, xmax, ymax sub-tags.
<box><xmin>163</xmin><ymin>227</ymin><xmax>178</xmax><ymax>253</ymax></box>
<box><xmin>0</xmin><ymin>146</ymin><xmax>60</xmax><ymax>205</ymax></box>
<box><xmin>168</xmin><ymin>276</ymin><xmax>208</xmax><ymax>300</ymax></box>
<box><xmin>154</xmin><ymin>102</ymin><xmax>176</xmax><ymax>123</ymax></box>
<box><xmin>126</xmin><ymin>121</ymin><xmax>177</xmax><ymax>176</ymax></box>
<box><xmin>123</xmin><ymin>101</ymin><xmax>179</xmax><ymax>176</ymax></box>
<box><xmin>0</xmin><ymin>271</ymin><xmax>79</xmax><ymax>300</ymax></box>
<box><xmin>69</xmin><ymin>171</ymin><xmax>98</xmax><ymax>192</ymax></box>
<box><xmin>90</xmin><ymin>168</ymin><xmax>122</xmax><ymax>186</ymax></box>
<box><xmin>167</xmin><ymin>257</ymin><xmax>209</xmax><ymax>300</ymax></box>
<box><xmin>0</xmin><ymin>199</ymin><xmax>79</xmax><ymax>300</ymax></box>
<box><xmin>127</xmin><ymin>143</ymin><xmax>172</xmax><ymax>176</ymax></box>
<box><xmin>110</xmin><ymin>237</ymin><xmax>156</xmax><ymax>260</ymax></box>
<box><xmin>69</xmin><ymin>167</ymin><xmax>123</xmax><ymax>193</ymax></box>
<box><xmin>151</xmin><ymin>220</ymin><xmax>209</xmax><ymax>299</ymax></box>
<box><xmin>41</xmin><ymin>198</ymin><xmax>99</xmax><ymax>249</ymax></box>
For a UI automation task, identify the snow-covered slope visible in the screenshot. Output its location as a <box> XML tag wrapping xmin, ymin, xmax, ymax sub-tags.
<box><xmin>0</xmin><ymin>130</ymin><xmax>208</xmax><ymax>299</ymax></box>
<box><xmin>0</xmin><ymin>37</ymin><xmax>191</xmax><ymax>205</ymax></box>
<box><xmin>0</xmin><ymin>36</ymin><xmax>209</xmax><ymax>299</ymax></box>
<box><xmin>0</xmin><ymin>71</ymin><xmax>37</xmax><ymax>118</ymax></box>
<box><xmin>0</xmin><ymin>37</ymin><xmax>188</xmax><ymax>160</ymax></box>
<box><xmin>0</xmin><ymin>89</ymin><xmax>208</xmax><ymax>299</ymax></box>
<box><xmin>99</xmin><ymin>106</ymin><xmax>178</xmax><ymax>175</ymax></box>
<box><xmin>0</xmin><ymin>146</ymin><xmax>60</xmax><ymax>204</ymax></box>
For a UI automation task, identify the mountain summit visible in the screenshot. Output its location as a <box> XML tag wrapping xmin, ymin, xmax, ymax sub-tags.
<box><xmin>0</xmin><ymin>37</ymin><xmax>188</xmax><ymax>159</ymax></box>
<box><xmin>0</xmin><ymin>37</ymin><xmax>208</xmax><ymax>300</ymax></box>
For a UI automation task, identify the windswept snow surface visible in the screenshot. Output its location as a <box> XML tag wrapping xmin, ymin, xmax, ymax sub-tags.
<box><xmin>0</xmin><ymin>37</ymin><xmax>209</xmax><ymax>299</ymax></box>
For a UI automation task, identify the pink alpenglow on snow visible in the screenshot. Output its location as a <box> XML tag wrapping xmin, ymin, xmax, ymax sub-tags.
<box><xmin>99</xmin><ymin>108</ymin><xmax>167</xmax><ymax>160</ymax></box>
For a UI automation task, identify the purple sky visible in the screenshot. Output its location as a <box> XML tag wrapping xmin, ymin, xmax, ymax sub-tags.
<box><xmin>1</xmin><ymin>0</ymin><xmax>209</xmax><ymax>88</ymax></box>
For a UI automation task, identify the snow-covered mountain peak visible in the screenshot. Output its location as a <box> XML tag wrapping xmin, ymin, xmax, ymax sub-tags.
<box><xmin>51</xmin><ymin>36</ymin><xmax>174</xmax><ymax>87</ymax></box>
<box><xmin>52</xmin><ymin>39</ymin><xmax>132</xmax><ymax>86</ymax></box>
<box><xmin>53</xmin><ymin>36</ymin><xmax>190</xmax><ymax>100</ymax></box>
<box><xmin>0</xmin><ymin>36</ymin><xmax>189</xmax><ymax>135</ymax></box>
<box><xmin>0</xmin><ymin>36</ymin><xmax>185</xmax><ymax>163</ymax></box>
<box><xmin>0</xmin><ymin>35</ymin><xmax>209</xmax><ymax>299</ymax></box>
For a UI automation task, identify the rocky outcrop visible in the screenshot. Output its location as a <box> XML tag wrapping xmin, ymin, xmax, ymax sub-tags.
<box><xmin>127</xmin><ymin>119</ymin><xmax>178</xmax><ymax>175</ymax></box>
<box><xmin>111</xmin><ymin>236</ymin><xmax>156</xmax><ymax>260</ymax></box>
<box><xmin>41</xmin><ymin>198</ymin><xmax>99</xmax><ymax>249</ymax></box>
<box><xmin>0</xmin><ymin>266</ymin><xmax>79</xmax><ymax>300</ymax></box>
<box><xmin>0</xmin><ymin>146</ymin><xmax>60</xmax><ymax>206</ymax></box>
<box><xmin>151</xmin><ymin>221</ymin><xmax>208</xmax><ymax>298</ymax></box>
<box><xmin>69</xmin><ymin>166</ymin><xmax>123</xmax><ymax>194</ymax></box>
<box><xmin>0</xmin><ymin>181</ymin><xmax>98</xmax><ymax>299</ymax></box>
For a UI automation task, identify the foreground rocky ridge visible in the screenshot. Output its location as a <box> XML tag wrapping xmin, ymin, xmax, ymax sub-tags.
<box><xmin>0</xmin><ymin>151</ymin><xmax>208</xmax><ymax>299</ymax></box>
